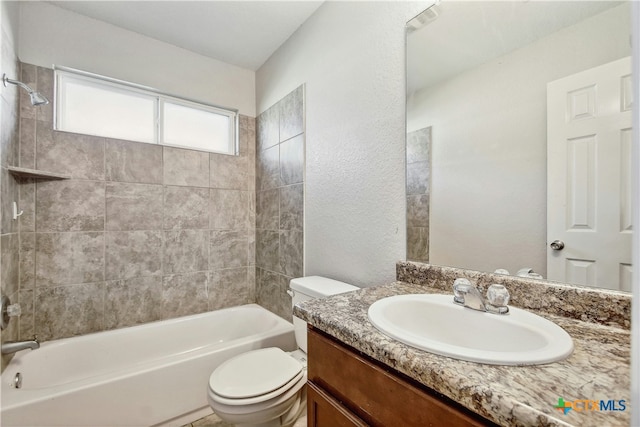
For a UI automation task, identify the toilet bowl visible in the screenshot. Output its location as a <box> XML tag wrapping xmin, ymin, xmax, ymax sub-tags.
<box><xmin>207</xmin><ymin>276</ymin><xmax>358</xmax><ymax>427</ymax></box>
<box><xmin>207</xmin><ymin>348</ymin><xmax>307</xmax><ymax>427</ymax></box>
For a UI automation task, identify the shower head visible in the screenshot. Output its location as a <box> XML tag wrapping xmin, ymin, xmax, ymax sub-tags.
<box><xmin>2</xmin><ymin>73</ymin><xmax>50</xmax><ymax>106</ymax></box>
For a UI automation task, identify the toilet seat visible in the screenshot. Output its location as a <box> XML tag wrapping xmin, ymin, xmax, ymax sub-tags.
<box><xmin>210</xmin><ymin>370</ymin><xmax>305</xmax><ymax>406</ymax></box>
<box><xmin>208</xmin><ymin>347</ymin><xmax>305</xmax><ymax>406</ymax></box>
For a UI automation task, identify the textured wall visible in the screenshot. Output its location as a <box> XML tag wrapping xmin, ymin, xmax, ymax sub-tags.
<box><xmin>257</xmin><ymin>2</ymin><xmax>427</xmax><ymax>288</ymax></box>
<box><xmin>14</xmin><ymin>63</ymin><xmax>256</xmax><ymax>341</ymax></box>
<box><xmin>0</xmin><ymin>0</ymin><xmax>21</xmax><ymax>371</ymax></box>
<box><xmin>255</xmin><ymin>86</ymin><xmax>304</xmax><ymax>320</ymax></box>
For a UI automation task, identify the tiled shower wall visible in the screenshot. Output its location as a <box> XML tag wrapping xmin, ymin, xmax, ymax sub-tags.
<box><xmin>13</xmin><ymin>63</ymin><xmax>256</xmax><ymax>341</ymax></box>
<box><xmin>406</xmin><ymin>127</ymin><xmax>431</xmax><ymax>262</ymax></box>
<box><xmin>0</xmin><ymin>19</ymin><xmax>21</xmax><ymax>369</ymax></box>
<box><xmin>256</xmin><ymin>86</ymin><xmax>305</xmax><ymax>320</ymax></box>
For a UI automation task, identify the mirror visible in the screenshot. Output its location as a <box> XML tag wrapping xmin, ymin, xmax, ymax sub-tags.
<box><xmin>406</xmin><ymin>1</ymin><xmax>632</xmax><ymax>291</ymax></box>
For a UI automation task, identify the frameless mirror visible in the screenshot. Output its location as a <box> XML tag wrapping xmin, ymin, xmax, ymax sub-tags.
<box><xmin>406</xmin><ymin>1</ymin><xmax>632</xmax><ymax>291</ymax></box>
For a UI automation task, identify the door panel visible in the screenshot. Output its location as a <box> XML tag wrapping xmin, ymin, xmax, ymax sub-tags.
<box><xmin>547</xmin><ymin>57</ymin><xmax>632</xmax><ymax>290</ymax></box>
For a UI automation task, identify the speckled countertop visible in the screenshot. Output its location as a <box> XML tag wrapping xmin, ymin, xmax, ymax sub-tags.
<box><xmin>293</xmin><ymin>263</ymin><xmax>631</xmax><ymax>427</ymax></box>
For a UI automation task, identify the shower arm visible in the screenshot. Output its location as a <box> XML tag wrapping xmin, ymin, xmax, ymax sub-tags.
<box><xmin>3</xmin><ymin>74</ymin><xmax>36</xmax><ymax>93</ymax></box>
<box><xmin>2</xmin><ymin>73</ymin><xmax>50</xmax><ymax>105</ymax></box>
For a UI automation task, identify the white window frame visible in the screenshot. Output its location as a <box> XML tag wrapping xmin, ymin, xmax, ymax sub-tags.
<box><xmin>54</xmin><ymin>67</ymin><xmax>238</xmax><ymax>155</ymax></box>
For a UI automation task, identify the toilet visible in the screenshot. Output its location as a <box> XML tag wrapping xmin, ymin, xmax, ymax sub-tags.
<box><xmin>207</xmin><ymin>276</ymin><xmax>358</xmax><ymax>427</ymax></box>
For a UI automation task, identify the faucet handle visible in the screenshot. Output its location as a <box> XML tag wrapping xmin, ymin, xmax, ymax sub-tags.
<box><xmin>452</xmin><ymin>278</ymin><xmax>472</xmax><ymax>304</ymax></box>
<box><xmin>486</xmin><ymin>284</ymin><xmax>510</xmax><ymax>314</ymax></box>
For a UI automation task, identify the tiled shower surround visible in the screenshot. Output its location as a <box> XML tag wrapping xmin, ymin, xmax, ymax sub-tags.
<box><xmin>406</xmin><ymin>127</ymin><xmax>430</xmax><ymax>262</ymax></box>
<box><xmin>255</xmin><ymin>86</ymin><xmax>305</xmax><ymax>320</ymax></box>
<box><xmin>0</xmin><ymin>20</ymin><xmax>21</xmax><ymax>368</ymax></box>
<box><xmin>3</xmin><ymin>62</ymin><xmax>304</xmax><ymax>344</ymax></box>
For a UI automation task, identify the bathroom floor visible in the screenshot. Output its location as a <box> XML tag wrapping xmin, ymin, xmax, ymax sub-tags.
<box><xmin>182</xmin><ymin>412</ymin><xmax>307</xmax><ymax>427</ymax></box>
<box><xmin>181</xmin><ymin>412</ymin><xmax>232</xmax><ymax>427</ymax></box>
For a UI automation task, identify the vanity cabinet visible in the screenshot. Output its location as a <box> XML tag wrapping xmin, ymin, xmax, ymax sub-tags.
<box><xmin>307</xmin><ymin>327</ymin><xmax>496</xmax><ymax>427</ymax></box>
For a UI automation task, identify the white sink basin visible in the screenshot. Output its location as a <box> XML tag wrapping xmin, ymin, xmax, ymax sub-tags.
<box><xmin>367</xmin><ymin>294</ymin><xmax>574</xmax><ymax>365</ymax></box>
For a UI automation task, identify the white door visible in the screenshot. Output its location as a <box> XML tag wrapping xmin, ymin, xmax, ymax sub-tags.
<box><xmin>547</xmin><ymin>57</ymin><xmax>632</xmax><ymax>291</ymax></box>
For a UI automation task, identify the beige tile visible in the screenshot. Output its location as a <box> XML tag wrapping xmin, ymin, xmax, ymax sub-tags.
<box><xmin>35</xmin><ymin>232</ymin><xmax>104</xmax><ymax>287</ymax></box>
<box><xmin>208</xmin><ymin>267</ymin><xmax>253</xmax><ymax>310</ymax></box>
<box><xmin>19</xmin><ymin>117</ymin><xmax>36</xmax><ymax>168</ymax></box>
<box><xmin>1</xmin><ymin>97</ymin><xmax>18</xmax><ymax>168</ymax></box>
<box><xmin>19</xmin><ymin>232</ymin><xmax>35</xmax><ymax>289</ymax></box>
<box><xmin>257</xmin><ymin>104</ymin><xmax>279</xmax><ymax>151</ymax></box>
<box><xmin>105</xmin><ymin>138</ymin><xmax>163</xmax><ymax>184</ymax></box>
<box><xmin>36</xmin><ymin>66</ymin><xmax>54</xmax><ymax>123</ymax></box>
<box><xmin>280</xmin><ymin>184</ymin><xmax>303</xmax><ymax>231</ymax></box>
<box><xmin>104</xmin><ymin>276</ymin><xmax>162</xmax><ymax>329</ymax></box>
<box><xmin>279</xmin><ymin>230</ymin><xmax>303</xmax><ymax>278</ymax></box>
<box><xmin>163</xmin><ymin>146</ymin><xmax>209</xmax><ymax>187</ymax></box>
<box><xmin>163</xmin><ymin>186</ymin><xmax>210</xmax><ymax>230</ymax></box>
<box><xmin>1</xmin><ymin>233</ymin><xmax>19</xmax><ymax>296</ymax></box>
<box><xmin>406</xmin><ymin>126</ymin><xmax>431</xmax><ymax>163</ymax></box>
<box><xmin>36</xmin><ymin>180</ymin><xmax>105</xmax><ymax>232</ymax></box>
<box><xmin>190</xmin><ymin>411</ymin><xmax>234</xmax><ymax>427</ymax></box>
<box><xmin>19</xmin><ymin>63</ymin><xmax>36</xmax><ymax>120</ymax></box>
<box><xmin>256</xmin><ymin>268</ymin><xmax>291</xmax><ymax>321</ymax></box>
<box><xmin>256</xmin><ymin>189</ymin><xmax>279</xmax><ymax>230</ymax></box>
<box><xmin>210</xmin><ymin>229</ymin><xmax>248</xmax><ymax>270</ymax></box>
<box><xmin>210</xmin><ymin>152</ymin><xmax>247</xmax><ymax>190</ymax></box>
<box><xmin>105</xmin><ymin>231</ymin><xmax>162</xmax><ymax>280</ymax></box>
<box><xmin>162</xmin><ymin>272</ymin><xmax>208</xmax><ymax>318</ymax></box>
<box><xmin>280</xmin><ymin>134</ymin><xmax>304</xmax><ymax>185</ymax></box>
<box><xmin>0</xmin><ymin>168</ymin><xmax>18</xmax><ymax>234</ymax></box>
<box><xmin>36</xmin><ymin>129</ymin><xmax>105</xmax><ymax>180</ymax></box>
<box><xmin>406</xmin><ymin>161</ymin><xmax>429</xmax><ymax>196</ymax></box>
<box><xmin>18</xmin><ymin>289</ymin><xmax>35</xmax><ymax>340</ymax></box>
<box><xmin>279</xmin><ymin>85</ymin><xmax>304</xmax><ymax>142</ymax></box>
<box><xmin>35</xmin><ymin>282</ymin><xmax>105</xmax><ymax>340</ymax></box>
<box><xmin>256</xmin><ymin>144</ymin><xmax>280</xmax><ymax>191</ymax></box>
<box><xmin>407</xmin><ymin>227</ymin><xmax>429</xmax><ymax>263</ymax></box>
<box><xmin>209</xmin><ymin>189</ymin><xmax>249</xmax><ymax>230</ymax></box>
<box><xmin>256</xmin><ymin>229</ymin><xmax>279</xmax><ymax>273</ymax></box>
<box><xmin>18</xmin><ymin>179</ymin><xmax>35</xmax><ymax>232</ymax></box>
<box><xmin>163</xmin><ymin>230</ymin><xmax>209</xmax><ymax>274</ymax></box>
<box><xmin>407</xmin><ymin>194</ymin><xmax>429</xmax><ymax>228</ymax></box>
<box><xmin>105</xmin><ymin>182</ymin><xmax>163</xmax><ymax>231</ymax></box>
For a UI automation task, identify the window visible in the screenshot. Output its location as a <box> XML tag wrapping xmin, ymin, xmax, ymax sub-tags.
<box><xmin>55</xmin><ymin>68</ymin><xmax>237</xmax><ymax>155</ymax></box>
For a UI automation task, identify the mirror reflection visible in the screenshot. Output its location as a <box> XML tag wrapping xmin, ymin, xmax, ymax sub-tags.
<box><xmin>406</xmin><ymin>1</ymin><xmax>632</xmax><ymax>291</ymax></box>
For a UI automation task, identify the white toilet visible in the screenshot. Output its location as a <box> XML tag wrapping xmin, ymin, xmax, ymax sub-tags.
<box><xmin>207</xmin><ymin>276</ymin><xmax>358</xmax><ymax>427</ymax></box>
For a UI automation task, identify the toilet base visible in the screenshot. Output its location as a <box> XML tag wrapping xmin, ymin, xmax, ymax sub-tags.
<box><xmin>210</xmin><ymin>385</ymin><xmax>306</xmax><ymax>427</ymax></box>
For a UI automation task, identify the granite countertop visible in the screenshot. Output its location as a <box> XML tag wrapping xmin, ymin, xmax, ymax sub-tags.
<box><xmin>293</xmin><ymin>280</ymin><xmax>631</xmax><ymax>427</ymax></box>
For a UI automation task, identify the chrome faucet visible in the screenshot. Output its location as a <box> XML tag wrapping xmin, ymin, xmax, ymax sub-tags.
<box><xmin>453</xmin><ymin>279</ymin><xmax>510</xmax><ymax>315</ymax></box>
<box><xmin>1</xmin><ymin>336</ymin><xmax>40</xmax><ymax>355</ymax></box>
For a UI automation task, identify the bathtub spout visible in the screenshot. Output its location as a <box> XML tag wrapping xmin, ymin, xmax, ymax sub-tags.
<box><xmin>1</xmin><ymin>336</ymin><xmax>39</xmax><ymax>354</ymax></box>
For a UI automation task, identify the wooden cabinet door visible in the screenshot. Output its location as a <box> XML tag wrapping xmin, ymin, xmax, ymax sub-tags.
<box><xmin>307</xmin><ymin>382</ymin><xmax>368</xmax><ymax>427</ymax></box>
<box><xmin>308</xmin><ymin>327</ymin><xmax>495</xmax><ymax>427</ymax></box>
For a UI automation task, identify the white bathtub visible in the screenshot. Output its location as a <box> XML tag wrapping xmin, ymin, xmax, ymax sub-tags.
<box><xmin>0</xmin><ymin>304</ymin><xmax>296</xmax><ymax>427</ymax></box>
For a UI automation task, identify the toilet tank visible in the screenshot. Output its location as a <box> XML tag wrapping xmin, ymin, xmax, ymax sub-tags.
<box><xmin>289</xmin><ymin>276</ymin><xmax>358</xmax><ymax>353</ymax></box>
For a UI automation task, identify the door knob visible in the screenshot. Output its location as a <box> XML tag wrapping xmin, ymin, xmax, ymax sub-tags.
<box><xmin>550</xmin><ymin>240</ymin><xmax>565</xmax><ymax>250</ymax></box>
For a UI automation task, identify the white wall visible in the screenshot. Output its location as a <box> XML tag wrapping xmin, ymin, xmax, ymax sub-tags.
<box><xmin>407</xmin><ymin>4</ymin><xmax>630</xmax><ymax>276</ymax></box>
<box><xmin>18</xmin><ymin>2</ymin><xmax>255</xmax><ymax>116</ymax></box>
<box><xmin>1</xmin><ymin>0</ymin><xmax>19</xmax><ymax>95</ymax></box>
<box><xmin>256</xmin><ymin>1</ymin><xmax>426</xmax><ymax>287</ymax></box>
<box><xmin>631</xmin><ymin>2</ymin><xmax>640</xmax><ymax>425</ymax></box>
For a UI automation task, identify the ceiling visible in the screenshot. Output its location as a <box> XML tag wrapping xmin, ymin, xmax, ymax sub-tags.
<box><xmin>49</xmin><ymin>1</ymin><xmax>324</xmax><ymax>71</ymax></box>
<box><xmin>407</xmin><ymin>1</ymin><xmax>622</xmax><ymax>93</ymax></box>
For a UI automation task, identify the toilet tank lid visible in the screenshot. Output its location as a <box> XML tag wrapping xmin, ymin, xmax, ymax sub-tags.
<box><xmin>289</xmin><ymin>276</ymin><xmax>359</xmax><ymax>298</ymax></box>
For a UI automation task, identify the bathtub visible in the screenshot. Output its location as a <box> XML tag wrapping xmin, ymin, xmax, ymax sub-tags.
<box><xmin>1</xmin><ymin>304</ymin><xmax>296</xmax><ymax>427</ymax></box>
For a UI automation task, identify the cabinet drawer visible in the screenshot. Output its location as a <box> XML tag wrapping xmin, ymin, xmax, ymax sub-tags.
<box><xmin>308</xmin><ymin>327</ymin><xmax>493</xmax><ymax>427</ymax></box>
